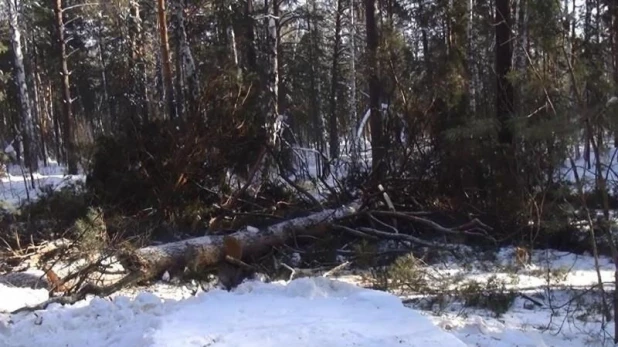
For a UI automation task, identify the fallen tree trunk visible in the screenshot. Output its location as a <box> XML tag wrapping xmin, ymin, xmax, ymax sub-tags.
<box><xmin>127</xmin><ymin>200</ymin><xmax>363</xmax><ymax>280</ymax></box>
<box><xmin>11</xmin><ymin>201</ymin><xmax>362</xmax><ymax>314</ymax></box>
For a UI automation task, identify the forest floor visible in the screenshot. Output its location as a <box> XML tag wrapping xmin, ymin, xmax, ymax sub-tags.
<box><xmin>0</xmin><ymin>245</ymin><xmax>614</xmax><ymax>346</ymax></box>
<box><xmin>0</xmin><ymin>162</ymin><xmax>616</xmax><ymax>346</ymax></box>
<box><xmin>402</xmin><ymin>246</ymin><xmax>616</xmax><ymax>347</ymax></box>
<box><xmin>0</xmin><ymin>159</ymin><xmax>85</xmax><ymax>207</ymax></box>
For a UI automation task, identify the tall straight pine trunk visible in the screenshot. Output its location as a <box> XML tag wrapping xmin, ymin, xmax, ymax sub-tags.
<box><xmin>53</xmin><ymin>0</ymin><xmax>78</xmax><ymax>175</ymax></box>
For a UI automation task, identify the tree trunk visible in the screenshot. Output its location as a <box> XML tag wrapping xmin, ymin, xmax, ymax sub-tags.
<box><xmin>495</xmin><ymin>0</ymin><xmax>514</xmax><ymax>145</ymax></box>
<box><xmin>173</xmin><ymin>0</ymin><xmax>199</xmax><ymax>118</ymax></box>
<box><xmin>467</xmin><ymin>0</ymin><xmax>476</xmax><ymax>114</ymax></box>
<box><xmin>328</xmin><ymin>0</ymin><xmax>343</xmax><ymax>162</ymax></box>
<box><xmin>229</xmin><ymin>4</ymin><xmax>241</xmax><ymax>78</ymax></box>
<box><xmin>267</xmin><ymin>0</ymin><xmax>280</xmax><ymax>146</ymax></box>
<box><xmin>131</xmin><ymin>201</ymin><xmax>361</xmax><ymax>280</ymax></box>
<box><xmin>96</xmin><ymin>15</ymin><xmax>111</xmax><ymax>131</ymax></box>
<box><xmin>244</xmin><ymin>0</ymin><xmax>257</xmax><ymax>72</ymax></box>
<box><xmin>53</xmin><ymin>0</ymin><xmax>78</xmax><ymax>175</ymax></box>
<box><xmin>612</xmin><ymin>0</ymin><xmax>618</xmax><ymax>147</ymax></box>
<box><xmin>349</xmin><ymin>0</ymin><xmax>360</xmax><ymax>165</ymax></box>
<box><xmin>32</xmin><ymin>50</ymin><xmax>48</xmax><ymax>166</ymax></box>
<box><xmin>128</xmin><ymin>0</ymin><xmax>149</xmax><ymax>124</ymax></box>
<box><xmin>306</xmin><ymin>3</ymin><xmax>325</xmax><ymax>177</ymax></box>
<box><xmin>418</xmin><ymin>0</ymin><xmax>432</xmax><ymax>81</ymax></box>
<box><xmin>174</xmin><ymin>30</ymin><xmax>185</xmax><ymax>119</ymax></box>
<box><xmin>6</xmin><ymin>0</ymin><xmax>38</xmax><ymax>173</ymax></box>
<box><xmin>157</xmin><ymin>0</ymin><xmax>177</xmax><ymax>120</ymax></box>
<box><xmin>513</xmin><ymin>0</ymin><xmax>527</xmax><ymax>117</ymax></box>
<box><xmin>365</xmin><ymin>0</ymin><xmax>386</xmax><ymax>181</ymax></box>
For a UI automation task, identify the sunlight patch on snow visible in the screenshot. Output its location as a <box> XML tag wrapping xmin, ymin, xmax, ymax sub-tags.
<box><xmin>0</xmin><ymin>161</ymin><xmax>85</xmax><ymax>207</ymax></box>
<box><xmin>0</xmin><ymin>283</ymin><xmax>48</xmax><ymax>313</ymax></box>
<box><xmin>421</xmin><ymin>247</ymin><xmax>616</xmax><ymax>293</ymax></box>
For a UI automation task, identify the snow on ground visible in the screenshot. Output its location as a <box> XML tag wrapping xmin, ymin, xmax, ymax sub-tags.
<box><xmin>0</xmin><ymin>285</ymin><xmax>48</xmax><ymax>313</ymax></box>
<box><xmin>401</xmin><ymin>247</ymin><xmax>618</xmax><ymax>347</ymax></box>
<box><xmin>426</xmin><ymin>247</ymin><xmax>616</xmax><ymax>291</ymax></box>
<box><xmin>429</xmin><ymin>298</ymin><xmax>614</xmax><ymax>347</ymax></box>
<box><xmin>0</xmin><ymin>160</ymin><xmax>85</xmax><ymax>207</ymax></box>
<box><xmin>0</xmin><ymin>277</ymin><xmax>467</xmax><ymax>347</ymax></box>
<box><xmin>561</xmin><ymin>143</ymin><xmax>618</xmax><ymax>190</ymax></box>
<box><xmin>1</xmin><ymin>156</ymin><xmax>618</xmax><ymax>346</ymax></box>
<box><xmin>1</xmin><ymin>248</ymin><xmax>616</xmax><ymax>346</ymax></box>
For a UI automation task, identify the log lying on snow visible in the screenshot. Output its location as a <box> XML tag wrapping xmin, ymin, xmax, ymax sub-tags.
<box><xmin>128</xmin><ymin>200</ymin><xmax>362</xmax><ymax>280</ymax></box>
<box><xmin>9</xmin><ymin>201</ymin><xmax>362</xmax><ymax>314</ymax></box>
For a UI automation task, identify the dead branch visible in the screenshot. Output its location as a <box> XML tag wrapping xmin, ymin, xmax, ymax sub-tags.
<box><xmin>356</xmin><ymin>226</ymin><xmax>457</xmax><ymax>250</ymax></box>
<box><xmin>224</xmin><ymin>255</ymin><xmax>254</xmax><ymax>272</ymax></box>
<box><xmin>277</xmin><ymin>171</ymin><xmax>324</xmax><ymax>209</ymax></box>
<box><xmin>370</xmin><ymin>211</ymin><xmax>495</xmax><ymax>242</ymax></box>
<box><xmin>334</xmin><ymin>224</ymin><xmax>379</xmax><ymax>240</ymax></box>
<box><xmin>322</xmin><ymin>261</ymin><xmax>351</xmax><ymax>278</ymax></box>
<box><xmin>11</xmin><ymin>271</ymin><xmax>144</xmax><ymax>315</ymax></box>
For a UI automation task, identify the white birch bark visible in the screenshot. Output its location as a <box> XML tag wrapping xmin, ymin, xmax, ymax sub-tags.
<box><xmin>173</xmin><ymin>0</ymin><xmax>199</xmax><ymax>105</ymax></box>
<box><xmin>6</xmin><ymin>0</ymin><xmax>38</xmax><ymax>170</ymax></box>
<box><xmin>228</xmin><ymin>4</ymin><xmax>241</xmax><ymax>78</ymax></box>
<box><xmin>267</xmin><ymin>2</ymin><xmax>280</xmax><ymax>146</ymax></box>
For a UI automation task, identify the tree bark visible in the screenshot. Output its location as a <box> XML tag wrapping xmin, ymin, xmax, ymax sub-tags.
<box><xmin>328</xmin><ymin>0</ymin><xmax>343</xmax><ymax>162</ymax></box>
<box><xmin>613</xmin><ymin>0</ymin><xmax>618</xmax><ymax>147</ymax></box>
<box><xmin>513</xmin><ymin>0</ymin><xmax>527</xmax><ymax>116</ymax></box>
<box><xmin>467</xmin><ymin>0</ymin><xmax>476</xmax><ymax>114</ymax></box>
<box><xmin>129</xmin><ymin>0</ymin><xmax>149</xmax><ymax>124</ymax></box>
<box><xmin>7</xmin><ymin>0</ymin><xmax>38</xmax><ymax>173</ymax></box>
<box><xmin>157</xmin><ymin>0</ymin><xmax>177</xmax><ymax>120</ymax></box>
<box><xmin>266</xmin><ymin>0</ymin><xmax>280</xmax><ymax>146</ymax></box>
<box><xmin>96</xmin><ymin>16</ymin><xmax>112</xmax><ymax>132</ymax></box>
<box><xmin>173</xmin><ymin>0</ymin><xmax>199</xmax><ymax>118</ymax></box>
<box><xmin>495</xmin><ymin>0</ymin><xmax>514</xmax><ymax>145</ymax></box>
<box><xmin>418</xmin><ymin>0</ymin><xmax>432</xmax><ymax>82</ymax></box>
<box><xmin>131</xmin><ymin>201</ymin><xmax>361</xmax><ymax>280</ymax></box>
<box><xmin>53</xmin><ymin>0</ymin><xmax>78</xmax><ymax>175</ymax></box>
<box><xmin>32</xmin><ymin>46</ymin><xmax>48</xmax><ymax>166</ymax></box>
<box><xmin>365</xmin><ymin>0</ymin><xmax>386</xmax><ymax>181</ymax></box>
<box><xmin>244</xmin><ymin>0</ymin><xmax>257</xmax><ymax>72</ymax></box>
<box><xmin>306</xmin><ymin>2</ymin><xmax>326</xmax><ymax>177</ymax></box>
<box><xmin>348</xmin><ymin>0</ymin><xmax>360</xmax><ymax>164</ymax></box>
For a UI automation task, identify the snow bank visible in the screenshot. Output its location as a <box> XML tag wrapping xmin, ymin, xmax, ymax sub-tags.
<box><xmin>0</xmin><ymin>277</ymin><xmax>466</xmax><ymax>347</ymax></box>
<box><xmin>0</xmin><ymin>282</ymin><xmax>48</xmax><ymax>313</ymax></box>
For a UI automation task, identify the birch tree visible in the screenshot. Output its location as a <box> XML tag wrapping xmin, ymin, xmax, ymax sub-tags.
<box><xmin>172</xmin><ymin>0</ymin><xmax>199</xmax><ymax>118</ymax></box>
<box><xmin>157</xmin><ymin>0</ymin><xmax>176</xmax><ymax>120</ymax></box>
<box><xmin>128</xmin><ymin>0</ymin><xmax>149</xmax><ymax>124</ymax></box>
<box><xmin>6</xmin><ymin>0</ymin><xmax>38</xmax><ymax>173</ymax></box>
<box><xmin>266</xmin><ymin>0</ymin><xmax>280</xmax><ymax>146</ymax></box>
